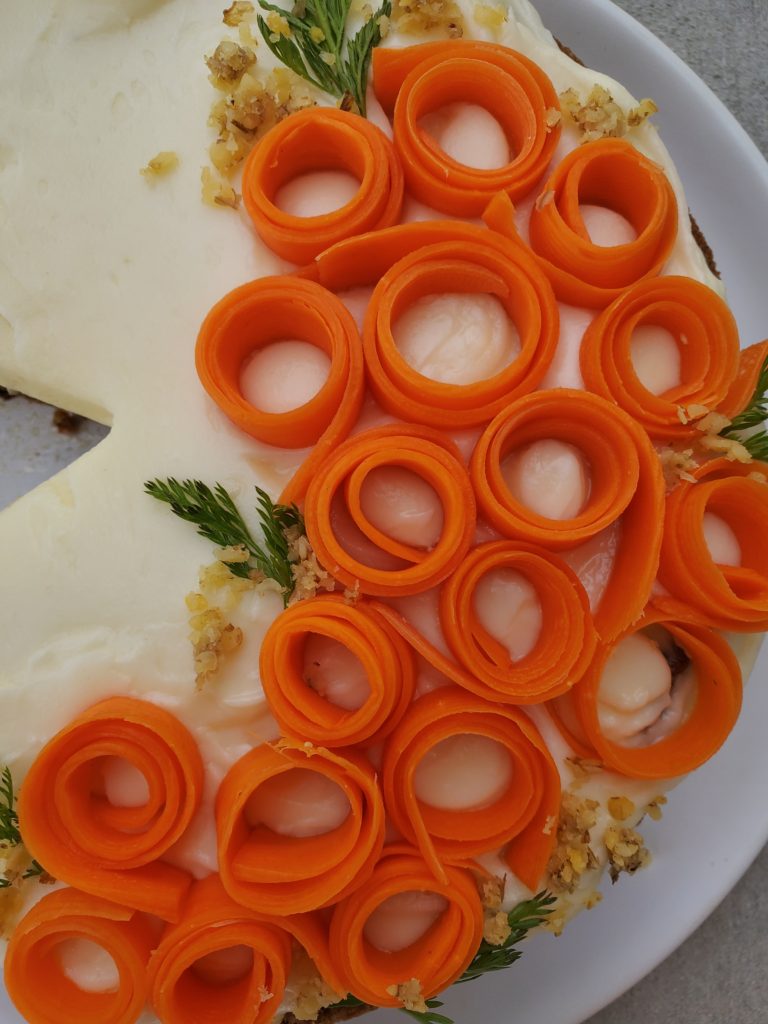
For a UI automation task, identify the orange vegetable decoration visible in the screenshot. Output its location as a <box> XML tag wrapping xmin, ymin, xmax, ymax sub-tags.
<box><xmin>471</xmin><ymin>389</ymin><xmax>665</xmax><ymax>641</ymax></box>
<box><xmin>580</xmin><ymin>276</ymin><xmax>740</xmax><ymax>439</ymax></box>
<box><xmin>304</xmin><ymin>425</ymin><xmax>476</xmax><ymax>597</ymax></box>
<box><xmin>147</xmin><ymin>875</ymin><xmax>292</xmax><ymax>1024</ymax></box>
<box><xmin>439</xmin><ymin>541</ymin><xmax>596</xmax><ymax>703</ymax></box>
<box><xmin>260</xmin><ymin>593</ymin><xmax>416</xmax><ymax>746</ymax></box>
<box><xmin>241</xmin><ymin>107</ymin><xmax>404</xmax><ymax>263</ymax></box>
<box><xmin>362</xmin><ymin>237</ymin><xmax>559</xmax><ymax>429</ymax></box>
<box><xmin>216</xmin><ymin>741</ymin><xmax>385</xmax><ymax>915</ymax></box>
<box><xmin>195</xmin><ymin>276</ymin><xmax>364</xmax><ymax>503</ymax></box>
<box><xmin>381</xmin><ymin>688</ymin><xmax>560</xmax><ymax>890</ymax></box>
<box><xmin>717</xmin><ymin>338</ymin><xmax>768</xmax><ymax>419</ymax></box>
<box><xmin>526</xmin><ymin>138</ymin><xmax>678</xmax><ymax>308</ymax></box>
<box><xmin>659</xmin><ymin>458</ymin><xmax>768</xmax><ymax>631</ymax></box>
<box><xmin>372</xmin><ymin>41</ymin><xmax>561</xmax><ymax>216</ymax></box>
<box><xmin>18</xmin><ymin>697</ymin><xmax>203</xmax><ymax>921</ymax></box>
<box><xmin>5</xmin><ymin>888</ymin><xmax>155</xmax><ymax>1024</ymax></box>
<box><xmin>560</xmin><ymin>602</ymin><xmax>743</xmax><ymax>778</ymax></box>
<box><xmin>328</xmin><ymin>845</ymin><xmax>483</xmax><ymax>1006</ymax></box>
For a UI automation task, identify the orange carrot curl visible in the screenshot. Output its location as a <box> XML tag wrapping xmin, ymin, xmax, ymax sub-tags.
<box><xmin>242</xmin><ymin>108</ymin><xmax>404</xmax><ymax>263</ymax></box>
<box><xmin>439</xmin><ymin>541</ymin><xmax>596</xmax><ymax>703</ymax></box>
<box><xmin>581</xmin><ymin>276</ymin><xmax>740</xmax><ymax>440</ymax></box>
<box><xmin>381</xmin><ymin>688</ymin><xmax>560</xmax><ymax>891</ymax></box>
<box><xmin>659</xmin><ymin>458</ymin><xmax>768</xmax><ymax>631</ymax></box>
<box><xmin>5</xmin><ymin>888</ymin><xmax>156</xmax><ymax>1024</ymax></box>
<box><xmin>717</xmin><ymin>339</ymin><xmax>768</xmax><ymax>419</ymax></box>
<box><xmin>216</xmin><ymin>742</ymin><xmax>385</xmax><ymax>916</ymax></box>
<box><xmin>304</xmin><ymin>425</ymin><xmax>476</xmax><ymax>597</ymax></box>
<box><xmin>373</xmin><ymin>41</ymin><xmax>561</xmax><ymax>216</ymax></box>
<box><xmin>260</xmin><ymin>594</ymin><xmax>416</xmax><ymax>747</ymax></box>
<box><xmin>18</xmin><ymin>697</ymin><xmax>204</xmax><ymax>922</ymax></box>
<box><xmin>196</xmin><ymin>276</ymin><xmax>364</xmax><ymax>503</ymax></box>
<box><xmin>525</xmin><ymin>139</ymin><xmax>678</xmax><ymax>307</ymax></box>
<box><xmin>328</xmin><ymin>845</ymin><xmax>484</xmax><ymax>1006</ymax></box>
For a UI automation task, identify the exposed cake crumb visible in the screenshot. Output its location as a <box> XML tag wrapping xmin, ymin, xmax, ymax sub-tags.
<box><xmin>52</xmin><ymin>408</ymin><xmax>82</xmax><ymax>434</ymax></box>
<box><xmin>206</xmin><ymin>40</ymin><xmax>257</xmax><ymax>86</ymax></box>
<box><xmin>659</xmin><ymin>446</ymin><xmax>698</xmax><ymax>488</ymax></box>
<box><xmin>386</xmin><ymin>979</ymin><xmax>428</xmax><ymax>1014</ymax></box>
<box><xmin>645</xmin><ymin>795</ymin><xmax>668</xmax><ymax>822</ymax></box>
<box><xmin>604</xmin><ymin>824</ymin><xmax>651</xmax><ymax>883</ymax></box>
<box><xmin>546</xmin><ymin>792</ymin><xmax>600</xmax><ymax>895</ymax></box>
<box><xmin>560</xmin><ymin>84</ymin><xmax>657</xmax><ymax>143</ymax></box>
<box><xmin>223</xmin><ymin>1</ymin><xmax>255</xmax><ymax>27</ymax></box>
<box><xmin>140</xmin><ymin>151</ymin><xmax>179</xmax><ymax>178</ymax></box>
<box><xmin>393</xmin><ymin>0</ymin><xmax>465</xmax><ymax>37</ymax></box>
<box><xmin>607</xmin><ymin>795</ymin><xmax>635</xmax><ymax>822</ymax></box>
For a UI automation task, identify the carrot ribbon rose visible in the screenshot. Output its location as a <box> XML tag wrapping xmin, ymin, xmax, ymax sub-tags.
<box><xmin>659</xmin><ymin>458</ymin><xmax>768</xmax><ymax>631</ymax></box>
<box><xmin>580</xmin><ymin>276</ymin><xmax>740</xmax><ymax>440</ymax></box>
<box><xmin>242</xmin><ymin>107</ymin><xmax>404</xmax><ymax>264</ymax></box>
<box><xmin>381</xmin><ymin>689</ymin><xmax>560</xmax><ymax>891</ymax></box>
<box><xmin>216</xmin><ymin>742</ymin><xmax>385</xmax><ymax>915</ymax></box>
<box><xmin>5</xmin><ymin>888</ymin><xmax>155</xmax><ymax>1024</ymax></box>
<box><xmin>527</xmin><ymin>138</ymin><xmax>678</xmax><ymax>308</ymax></box>
<box><xmin>260</xmin><ymin>593</ymin><xmax>416</xmax><ymax>747</ymax></box>
<box><xmin>304</xmin><ymin>425</ymin><xmax>476</xmax><ymax>597</ymax></box>
<box><xmin>373</xmin><ymin>40</ymin><xmax>561</xmax><ymax>216</ymax></box>
<box><xmin>328</xmin><ymin>846</ymin><xmax>484</xmax><ymax>1006</ymax></box>
<box><xmin>18</xmin><ymin>697</ymin><xmax>204</xmax><ymax>921</ymax></box>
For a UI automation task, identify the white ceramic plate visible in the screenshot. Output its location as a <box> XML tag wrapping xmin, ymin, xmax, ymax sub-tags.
<box><xmin>2</xmin><ymin>1</ymin><xmax>768</xmax><ymax>1022</ymax></box>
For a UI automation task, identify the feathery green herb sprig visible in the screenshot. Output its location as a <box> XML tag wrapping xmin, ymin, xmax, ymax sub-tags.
<box><xmin>257</xmin><ymin>0</ymin><xmax>392</xmax><ymax>115</ymax></box>
<box><xmin>144</xmin><ymin>479</ymin><xmax>304</xmax><ymax>605</ymax></box>
<box><xmin>0</xmin><ymin>767</ymin><xmax>45</xmax><ymax>888</ymax></box>
<box><xmin>720</xmin><ymin>352</ymin><xmax>768</xmax><ymax>461</ymax></box>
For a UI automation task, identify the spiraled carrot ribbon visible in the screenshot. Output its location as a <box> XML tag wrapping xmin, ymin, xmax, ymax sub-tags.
<box><xmin>372</xmin><ymin>41</ymin><xmax>561</xmax><ymax>216</ymax></box>
<box><xmin>580</xmin><ymin>276</ymin><xmax>740</xmax><ymax>439</ymax></box>
<box><xmin>718</xmin><ymin>339</ymin><xmax>768</xmax><ymax>419</ymax></box>
<box><xmin>553</xmin><ymin>602</ymin><xmax>743</xmax><ymax>778</ymax></box>
<box><xmin>471</xmin><ymin>389</ymin><xmax>665</xmax><ymax>641</ymax></box>
<box><xmin>659</xmin><ymin>458</ymin><xmax>768</xmax><ymax>630</ymax></box>
<box><xmin>328</xmin><ymin>845</ymin><xmax>483</xmax><ymax>1006</ymax></box>
<box><xmin>195</xmin><ymin>276</ymin><xmax>364</xmax><ymax>503</ymax></box>
<box><xmin>526</xmin><ymin>138</ymin><xmax>678</xmax><ymax>308</ymax></box>
<box><xmin>362</xmin><ymin>237</ymin><xmax>559</xmax><ymax>429</ymax></box>
<box><xmin>242</xmin><ymin>108</ymin><xmax>404</xmax><ymax>263</ymax></box>
<box><xmin>18</xmin><ymin>697</ymin><xmax>203</xmax><ymax>921</ymax></box>
<box><xmin>5</xmin><ymin>888</ymin><xmax>155</xmax><ymax>1024</ymax></box>
<box><xmin>304</xmin><ymin>425</ymin><xmax>476</xmax><ymax>597</ymax></box>
<box><xmin>381</xmin><ymin>688</ymin><xmax>560</xmax><ymax>890</ymax></box>
<box><xmin>216</xmin><ymin>742</ymin><xmax>385</xmax><ymax>915</ymax></box>
<box><xmin>260</xmin><ymin>593</ymin><xmax>416</xmax><ymax>746</ymax></box>
<box><xmin>439</xmin><ymin>541</ymin><xmax>596</xmax><ymax>703</ymax></box>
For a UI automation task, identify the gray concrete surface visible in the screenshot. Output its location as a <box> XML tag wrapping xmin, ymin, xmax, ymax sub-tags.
<box><xmin>587</xmin><ymin>11</ymin><xmax>768</xmax><ymax>1024</ymax></box>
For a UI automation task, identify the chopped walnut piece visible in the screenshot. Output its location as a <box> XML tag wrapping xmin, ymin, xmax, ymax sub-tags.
<box><xmin>378</xmin><ymin>13</ymin><xmax>392</xmax><ymax>38</ymax></box>
<box><xmin>544</xmin><ymin>106</ymin><xmax>562</xmax><ymax>131</ymax></box>
<box><xmin>483</xmin><ymin>910</ymin><xmax>512</xmax><ymax>946</ymax></box>
<box><xmin>698</xmin><ymin>434</ymin><xmax>752</xmax><ymax>462</ymax></box>
<box><xmin>286</xmin><ymin>525</ymin><xmax>336</xmax><ymax>604</ymax></box>
<box><xmin>546</xmin><ymin>792</ymin><xmax>600</xmax><ymax>895</ymax></box>
<box><xmin>628</xmin><ymin>97</ymin><xmax>659</xmax><ymax>127</ymax></box>
<box><xmin>266</xmin><ymin>11</ymin><xmax>292</xmax><ymax>39</ymax></box>
<box><xmin>206</xmin><ymin>40</ymin><xmax>256</xmax><ymax>86</ymax></box>
<box><xmin>343</xmin><ymin>580</ymin><xmax>361</xmax><ymax>605</ymax></box>
<box><xmin>386</xmin><ymin>979</ymin><xmax>428</xmax><ymax>1014</ymax></box>
<box><xmin>607</xmin><ymin>795</ymin><xmax>635</xmax><ymax>822</ymax></box>
<box><xmin>604</xmin><ymin>824</ymin><xmax>650</xmax><ymax>882</ymax></box>
<box><xmin>480</xmin><ymin>875</ymin><xmax>505</xmax><ymax>911</ymax></box>
<box><xmin>140</xmin><ymin>151</ymin><xmax>179</xmax><ymax>178</ymax></box>
<box><xmin>393</xmin><ymin>0</ymin><xmax>465</xmax><ymax>38</ymax></box>
<box><xmin>560</xmin><ymin>84</ymin><xmax>657</xmax><ymax>143</ymax></box>
<box><xmin>645</xmin><ymin>795</ymin><xmax>668</xmax><ymax>821</ymax></box>
<box><xmin>659</xmin><ymin>446</ymin><xmax>698</xmax><ymax>488</ymax></box>
<box><xmin>565</xmin><ymin>756</ymin><xmax>603</xmax><ymax>782</ymax></box>
<box><xmin>223</xmin><ymin>1</ymin><xmax>255</xmax><ymax>26</ymax></box>
<box><xmin>201</xmin><ymin>167</ymin><xmax>240</xmax><ymax>209</ymax></box>
<box><xmin>189</xmin><ymin>603</ymin><xmax>243</xmax><ymax>689</ymax></box>
<box><xmin>695</xmin><ymin>410</ymin><xmax>732</xmax><ymax>435</ymax></box>
<box><xmin>290</xmin><ymin>951</ymin><xmax>344</xmax><ymax>1021</ymax></box>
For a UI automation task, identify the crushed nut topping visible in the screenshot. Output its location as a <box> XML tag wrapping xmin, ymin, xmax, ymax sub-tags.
<box><xmin>560</xmin><ymin>84</ymin><xmax>657</xmax><ymax>143</ymax></box>
<box><xmin>206</xmin><ymin>40</ymin><xmax>257</xmax><ymax>86</ymax></box>
<box><xmin>483</xmin><ymin>910</ymin><xmax>512</xmax><ymax>946</ymax></box>
<box><xmin>290</xmin><ymin>949</ymin><xmax>344</xmax><ymax>1021</ymax></box>
<box><xmin>604</xmin><ymin>824</ymin><xmax>650</xmax><ymax>882</ymax></box>
<box><xmin>544</xmin><ymin>106</ymin><xmax>562</xmax><ymax>131</ymax></box>
<box><xmin>223</xmin><ymin>1</ymin><xmax>255</xmax><ymax>27</ymax></box>
<box><xmin>480</xmin><ymin>876</ymin><xmax>505</xmax><ymax>911</ymax></box>
<box><xmin>645</xmin><ymin>795</ymin><xmax>668</xmax><ymax>822</ymax></box>
<box><xmin>286</xmin><ymin>525</ymin><xmax>336</xmax><ymax>605</ymax></box>
<box><xmin>698</xmin><ymin>433</ymin><xmax>752</xmax><ymax>463</ymax></box>
<box><xmin>266</xmin><ymin>11</ymin><xmax>292</xmax><ymax>40</ymax></box>
<box><xmin>565</xmin><ymin>756</ymin><xmax>603</xmax><ymax>782</ymax></box>
<box><xmin>546</xmin><ymin>792</ymin><xmax>600</xmax><ymax>895</ymax></box>
<box><xmin>607</xmin><ymin>795</ymin><xmax>636</xmax><ymax>822</ymax></box>
<box><xmin>343</xmin><ymin>580</ymin><xmax>361</xmax><ymax>605</ymax></box>
<box><xmin>659</xmin><ymin>446</ymin><xmax>698</xmax><ymax>488</ymax></box>
<box><xmin>201</xmin><ymin>166</ymin><xmax>240</xmax><ymax>209</ymax></box>
<box><xmin>386</xmin><ymin>979</ymin><xmax>428</xmax><ymax>1014</ymax></box>
<box><xmin>393</xmin><ymin>0</ymin><xmax>465</xmax><ymax>38</ymax></box>
<box><xmin>140</xmin><ymin>151</ymin><xmax>179</xmax><ymax>178</ymax></box>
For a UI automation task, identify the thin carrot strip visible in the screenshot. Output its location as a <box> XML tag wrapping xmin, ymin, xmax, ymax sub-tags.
<box><xmin>372</xmin><ymin>41</ymin><xmax>561</xmax><ymax>216</ymax></box>
<box><xmin>147</xmin><ymin>875</ymin><xmax>292</xmax><ymax>1024</ymax></box>
<box><xmin>260</xmin><ymin>593</ymin><xmax>416</xmax><ymax>746</ymax></box>
<box><xmin>5</xmin><ymin>888</ymin><xmax>155</xmax><ymax>1024</ymax></box>
<box><xmin>659</xmin><ymin>458</ymin><xmax>768</xmax><ymax>630</ymax></box>
<box><xmin>580</xmin><ymin>276</ymin><xmax>740</xmax><ymax>439</ymax></box>
<box><xmin>566</xmin><ymin>602</ymin><xmax>742</xmax><ymax>778</ymax></box>
<box><xmin>381</xmin><ymin>688</ymin><xmax>560</xmax><ymax>891</ymax></box>
<box><xmin>717</xmin><ymin>339</ymin><xmax>768</xmax><ymax>419</ymax></box>
<box><xmin>242</xmin><ymin>108</ymin><xmax>403</xmax><ymax>263</ymax></box>
<box><xmin>328</xmin><ymin>846</ymin><xmax>483</xmax><ymax>1005</ymax></box>
<box><xmin>196</xmin><ymin>276</ymin><xmax>364</xmax><ymax>503</ymax></box>
<box><xmin>439</xmin><ymin>541</ymin><xmax>596</xmax><ymax>703</ymax></box>
<box><xmin>18</xmin><ymin>697</ymin><xmax>204</xmax><ymax>921</ymax></box>
<box><xmin>525</xmin><ymin>138</ymin><xmax>678</xmax><ymax>308</ymax></box>
<box><xmin>470</xmin><ymin>388</ymin><xmax>665</xmax><ymax>640</ymax></box>
<box><xmin>304</xmin><ymin>425</ymin><xmax>476</xmax><ymax>597</ymax></box>
<box><xmin>216</xmin><ymin>741</ymin><xmax>385</xmax><ymax>915</ymax></box>
<box><xmin>362</xmin><ymin>237</ymin><xmax>559</xmax><ymax>428</ymax></box>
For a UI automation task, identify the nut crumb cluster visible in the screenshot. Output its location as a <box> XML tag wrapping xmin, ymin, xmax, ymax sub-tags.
<box><xmin>604</xmin><ymin>824</ymin><xmax>651</xmax><ymax>883</ymax></box>
<box><xmin>386</xmin><ymin>978</ymin><xmax>429</xmax><ymax>1013</ymax></box>
<box><xmin>140</xmin><ymin>151</ymin><xmax>180</xmax><ymax>179</ymax></box>
<box><xmin>560</xmin><ymin>84</ymin><xmax>658</xmax><ymax>143</ymax></box>
<box><xmin>480</xmin><ymin>875</ymin><xmax>512</xmax><ymax>945</ymax></box>
<box><xmin>393</xmin><ymin>0</ymin><xmax>465</xmax><ymax>37</ymax></box>
<box><xmin>285</xmin><ymin>525</ymin><xmax>336</xmax><ymax>605</ymax></box>
<box><xmin>546</xmin><ymin>792</ymin><xmax>600</xmax><ymax>896</ymax></box>
<box><xmin>660</xmin><ymin>403</ymin><xmax>756</xmax><ymax>490</ymax></box>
